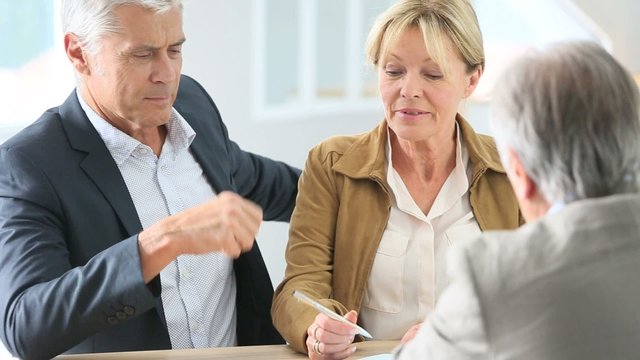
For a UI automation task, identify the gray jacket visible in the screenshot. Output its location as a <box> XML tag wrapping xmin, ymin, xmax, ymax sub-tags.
<box><xmin>398</xmin><ymin>194</ymin><xmax>640</xmax><ymax>359</ymax></box>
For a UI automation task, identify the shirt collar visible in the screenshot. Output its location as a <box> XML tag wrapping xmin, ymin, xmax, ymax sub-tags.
<box><xmin>77</xmin><ymin>92</ymin><xmax>196</xmax><ymax>165</ymax></box>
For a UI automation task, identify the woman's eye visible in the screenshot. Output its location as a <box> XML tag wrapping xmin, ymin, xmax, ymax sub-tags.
<box><xmin>425</xmin><ymin>73</ymin><xmax>443</xmax><ymax>80</ymax></box>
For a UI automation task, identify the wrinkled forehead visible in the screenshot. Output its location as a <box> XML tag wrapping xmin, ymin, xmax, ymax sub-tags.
<box><xmin>112</xmin><ymin>3</ymin><xmax>183</xmax><ymax>29</ymax></box>
<box><xmin>107</xmin><ymin>4</ymin><xmax>184</xmax><ymax>42</ymax></box>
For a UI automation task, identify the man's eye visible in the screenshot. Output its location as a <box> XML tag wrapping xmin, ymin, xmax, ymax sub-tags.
<box><xmin>134</xmin><ymin>52</ymin><xmax>152</xmax><ymax>58</ymax></box>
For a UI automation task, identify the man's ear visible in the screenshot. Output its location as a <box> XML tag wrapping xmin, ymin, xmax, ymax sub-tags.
<box><xmin>505</xmin><ymin>147</ymin><xmax>552</xmax><ymax>222</ymax></box>
<box><xmin>64</xmin><ymin>33</ymin><xmax>91</xmax><ymax>75</ymax></box>
<box><xmin>463</xmin><ymin>65</ymin><xmax>483</xmax><ymax>98</ymax></box>
<box><xmin>505</xmin><ymin>148</ymin><xmax>537</xmax><ymax>201</ymax></box>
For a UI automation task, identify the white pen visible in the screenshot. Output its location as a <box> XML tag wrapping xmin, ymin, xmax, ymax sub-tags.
<box><xmin>292</xmin><ymin>290</ymin><xmax>373</xmax><ymax>339</ymax></box>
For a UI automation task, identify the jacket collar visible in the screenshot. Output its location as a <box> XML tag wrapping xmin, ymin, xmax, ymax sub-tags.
<box><xmin>458</xmin><ymin>114</ymin><xmax>505</xmax><ymax>179</ymax></box>
<box><xmin>57</xmin><ymin>88</ymin><xmax>235</xmax><ymax>238</ymax></box>
<box><xmin>332</xmin><ymin>119</ymin><xmax>388</xmax><ymax>181</ymax></box>
<box><xmin>59</xmin><ymin>90</ymin><xmax>143</xmax><ymax>236</ymax></box>
<box><xmin>332</xmin><ymin>114</ymin><xmax>505</xmax><ymax>182</ymax></box>
<box><xmin>173</xmin><ymin>104</ymin><xmax>234</xmax><ymax>194</ymax></box>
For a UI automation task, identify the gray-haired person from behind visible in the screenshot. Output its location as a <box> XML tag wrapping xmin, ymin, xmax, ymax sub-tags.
<box><xmin>395</xmin><ymin>41</ymin><xmax>640</xmax><ymax>359</ymax></box>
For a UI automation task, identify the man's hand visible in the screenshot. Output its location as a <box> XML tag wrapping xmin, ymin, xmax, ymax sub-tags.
<box><xmin>306</xmin><ymin>311</ymin><xmax>358</xmax><ymax>360</ymax></box>
<box><xmin>138</xmin><ymin>191</ymin><xmax>263</xmax><ymax>282</ymax></box>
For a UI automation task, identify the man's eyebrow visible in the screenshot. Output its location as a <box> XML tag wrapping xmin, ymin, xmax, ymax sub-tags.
<box><xmin>171</xmin><ymin>38</ymin><xmax>187</xmax><ymax>47</ymax></box>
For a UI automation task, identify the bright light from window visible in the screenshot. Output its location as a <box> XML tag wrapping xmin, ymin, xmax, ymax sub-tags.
<box><xmin>0</xmin><ymin>0</ymin><xmax>616</xmax><ymax>131</ymax></box>
<box><xmin>0</xmin><ymin>0</ymin><xmax>74</xmax><ymax>129</ymax></box>
<box><xmin>473</xmin><ymin>0</ymin><xmax>612</xmax><ymax>100</ymax></box>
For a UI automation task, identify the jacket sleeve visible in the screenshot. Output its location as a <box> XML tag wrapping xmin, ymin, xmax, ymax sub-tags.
<box><xmin>271</xmin><ymin>145</ymin><xmax>349</xmax><ymax>353</ymax></box>
<box><xmin>0</xmin><ymin>147</ymin><xmax>157</xmax><ymax>360</ymax></box>
<box><xmin>394</xmin><ymin>238</ymin><xmax>490</xmax><ymax>359</ymax></box>
<box><xmin>227</xmin><ymin>139</ymin><xmax>301</xmax><ymax>222</ymax></box>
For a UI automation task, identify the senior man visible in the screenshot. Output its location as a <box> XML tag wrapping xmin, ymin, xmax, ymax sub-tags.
<box><xmin>0</xmin><ymin>1</ymin><xmax>300</xmax><ymax>359</ymax></box>
<box><xmin>396</xmin><ymin>41</ymin><xmax>640</xmax><ymax>359</ymax></box>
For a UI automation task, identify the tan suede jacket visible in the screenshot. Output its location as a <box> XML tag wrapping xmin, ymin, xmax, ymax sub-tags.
<box><xmin>272</xmin><ymin>116</ymin><xmax>522</xmax><ymax>353</ymax></box>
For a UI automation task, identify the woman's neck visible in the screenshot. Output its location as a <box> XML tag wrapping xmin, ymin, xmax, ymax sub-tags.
<box><xmin>390</xmin><ymin>128</ymin><xmax>457</xmax><ymax>181</ymax></box>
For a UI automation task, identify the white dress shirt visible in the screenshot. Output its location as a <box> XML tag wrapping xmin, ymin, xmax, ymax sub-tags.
<box><xmin>78</xmin><ymin>94</ymin><xmax>237</xmax><ymax>348</ymax></box>
<box><xmin>359</xmin><ymin>124</ymin><xmax>482</xmax><ymax>339</ymax></box>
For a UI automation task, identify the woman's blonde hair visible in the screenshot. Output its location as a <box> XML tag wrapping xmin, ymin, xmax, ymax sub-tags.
<box><xmin>365</xmin><ymin>0</ymin><xmax>484</xmax><ymax>78</ymax></box>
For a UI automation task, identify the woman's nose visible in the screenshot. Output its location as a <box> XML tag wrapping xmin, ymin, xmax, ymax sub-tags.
<box><xmin>400</xmin><ymin>74</ymin><xmax>421</xmax><ymax>98</ymax></box>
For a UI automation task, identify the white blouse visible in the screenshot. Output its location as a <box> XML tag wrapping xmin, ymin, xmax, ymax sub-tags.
<box><xmin>359</xmin><ymin>124</ymin><xmax>482</xmax><ymax>340</ymax></box>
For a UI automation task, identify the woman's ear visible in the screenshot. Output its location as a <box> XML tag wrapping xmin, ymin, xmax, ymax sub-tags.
<box><xmin>463</xmin><ymin>65</ymin><xmax>483</xmax><ymax>98</ymax></box>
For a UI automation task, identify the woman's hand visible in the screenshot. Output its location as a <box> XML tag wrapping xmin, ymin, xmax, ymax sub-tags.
<box><xmin>306</xmin><ymin>310</ymin><xmax>359</xmax><ymax>359</ymax></box>
<box><xmin>400</xmin><ymin>323</ymin><xmax>422</xmax><ymax>344</ymax></box>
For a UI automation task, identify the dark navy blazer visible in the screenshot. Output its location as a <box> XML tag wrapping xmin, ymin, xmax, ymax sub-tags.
<box><xmin>0</xmin><ymin>75</ymin><xmax>299</xmax><ymax>360</ymax></box>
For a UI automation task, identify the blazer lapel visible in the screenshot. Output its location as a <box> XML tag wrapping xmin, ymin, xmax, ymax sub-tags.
<box><xmin>58</xmin><ymin>91</ymin><xmax>143</xmax><ymax>236</ymax></box>
<box><xmin>178</xmin><ymin>109</ymin><xmax>235</xmax><ymax>193</ymax></box>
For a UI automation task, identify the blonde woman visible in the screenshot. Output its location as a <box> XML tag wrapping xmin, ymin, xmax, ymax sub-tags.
<box><xmin>272</xmin><ymin>0</ymin><xmax>521</xmax><ymax>358</ymax></box>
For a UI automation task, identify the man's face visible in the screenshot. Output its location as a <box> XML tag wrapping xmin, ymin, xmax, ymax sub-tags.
<box><xmin>81</xmin><ymin>5</ymin><xmax>185</xmax><ymax>137</ymax></box>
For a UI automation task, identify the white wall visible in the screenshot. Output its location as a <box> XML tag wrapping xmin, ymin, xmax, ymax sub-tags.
<box><xmin>574</xmin><ymin>0</ymin><xmax>640</xmax><ymax>74</ymax></box>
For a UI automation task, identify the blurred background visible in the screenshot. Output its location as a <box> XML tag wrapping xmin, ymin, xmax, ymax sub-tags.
<box><xmin>1</xmin><ymin>0</ymin><xmax>639</xmax><ymax>356</ymax></box>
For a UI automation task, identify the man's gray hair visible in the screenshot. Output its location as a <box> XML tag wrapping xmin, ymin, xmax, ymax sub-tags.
<box><xmin>61</xmin><ymin>0</ymin><xmax>183</xmax><ymax>55</ymax></box>
<box><xmin>490</xmin><ymin>41</ymin><xmax>640</xmax><ymax>204</ymax></box>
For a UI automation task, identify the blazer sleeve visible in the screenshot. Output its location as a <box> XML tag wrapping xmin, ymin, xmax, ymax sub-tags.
<box><xmin>394</xmin><ymin>238</ymin><xmax>490</xmax><ymax>359</ymax></box>
<box><xmin>0</xmin><ymin>147</ymin><xmax>157</xmax><ymax>360</ymax></box>
<box><xmin>227</xmin><ymin>139</ymin><xmax>301</xmax><ymax>222</ymax></box>
<box><xmin>271</xmin><ymin>145</ymin><xmax>348</xmax><ymax>353</ymax></box>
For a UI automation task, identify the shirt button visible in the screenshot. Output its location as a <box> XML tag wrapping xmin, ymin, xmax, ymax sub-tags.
<box><xmin>181</xmin><ymin>269</ymin><xmax>190</xmax><ymax>280</ymax></box>
<box><xmin>107</xmin><ymin>316</ymin><xmax>118</xmax><ymax>325</ymax></box>
<box><xmin>116</xmin><ymin>311</ymin><xmax>127</xmax><ymax>320</ymax></box>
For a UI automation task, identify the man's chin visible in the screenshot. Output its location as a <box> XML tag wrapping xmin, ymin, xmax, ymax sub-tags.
<box><xmin>147</xmin><ymin>105</ymin><xmax>174</xmax><ymax>120</ymax></box>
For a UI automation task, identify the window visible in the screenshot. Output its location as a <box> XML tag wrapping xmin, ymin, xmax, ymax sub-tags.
<box><xmin>252</xmin><ymin>0</ymin><xmax>394</xmax><ymax>121</ymax></box>
<box><xmin>0</xmin><ymin>0</ymin><xmax>74</xmax><ymax>135</ymax></box>
<box><xmin>252</xmin><ymin>0</ymin><xmax>612</xmax><ymax>120</ymax></box>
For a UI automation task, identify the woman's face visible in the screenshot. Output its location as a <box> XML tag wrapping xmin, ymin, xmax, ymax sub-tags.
<box><xmin>378</xmin><ymin>27</ymin><xmax>480</xmax><ymax>143</ymax></box>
